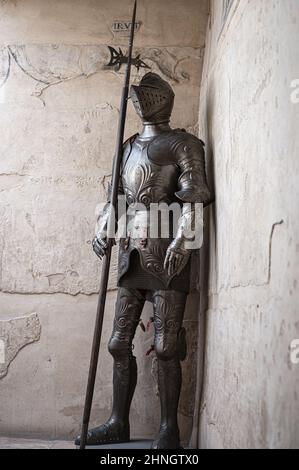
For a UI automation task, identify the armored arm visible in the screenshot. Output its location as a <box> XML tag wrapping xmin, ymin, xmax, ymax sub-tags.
<box><xmin>92</xmin><ymin>179</ymin><xmax>124</xmax><ymax>259</ymax></box>
<box><xmin>164</xmin><ymin>134</ymin><xmax>211</xmax><ymax>276</ymax></box>
<box><xmin>92</xmin><ymin>135</ymin><xmax>137</xmax><ymax>259</ymax></box>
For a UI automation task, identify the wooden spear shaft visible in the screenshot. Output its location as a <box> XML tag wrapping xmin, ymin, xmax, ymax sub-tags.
<box><xmin>79</xmin><ymin>0</ymin><xmax>137</xmax><ymax>450</ymax></box>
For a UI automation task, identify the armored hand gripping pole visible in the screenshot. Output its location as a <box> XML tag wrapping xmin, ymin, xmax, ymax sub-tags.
<box><xmin>79</xmin><ymin>1</ymin><xmax>137</xmax><ymax>450</ymax></box>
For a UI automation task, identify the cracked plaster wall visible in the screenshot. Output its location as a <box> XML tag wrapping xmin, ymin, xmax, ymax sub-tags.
<box><xmin>0</xmin><ymin>0</ymin><xmax>209</xmax><ymax>442</ymax></box>
<box><xmin>195</xmin><ymin>0</ymin><xmax>299</xmax><ymax>449</ymax></box>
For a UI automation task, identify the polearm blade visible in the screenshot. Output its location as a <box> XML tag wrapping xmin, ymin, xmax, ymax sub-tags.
<box><xmin>79</xmin><ymin>0</ymin><xmax>137</xmax><ymax>450</ymax></box>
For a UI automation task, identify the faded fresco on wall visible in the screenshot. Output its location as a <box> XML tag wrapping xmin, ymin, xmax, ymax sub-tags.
<box><xmin>0</xmin><ymin>0</ymin><xmax>210</xmax><ymax>443</ymax></box>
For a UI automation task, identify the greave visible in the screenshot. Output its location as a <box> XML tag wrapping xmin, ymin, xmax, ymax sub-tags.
<box><xmin>157</xmin><ymin>355</ymin><xmax>181</xmax><ymax>438</ymax></box>
<box><xmin>110</xmin><ymin>354</ymin><xmax>137</xmax><ymax>426</ymax></box>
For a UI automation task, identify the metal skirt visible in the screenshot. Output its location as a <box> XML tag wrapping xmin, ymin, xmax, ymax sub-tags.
<box><xmin>118</xmin><ymin>250</ymin><xmax>191</xmax><ymax>293</ymax></box>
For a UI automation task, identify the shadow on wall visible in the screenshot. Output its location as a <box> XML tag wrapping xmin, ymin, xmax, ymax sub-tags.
<box><xmin>206</xmin><ymin>78</ymin><xmax>217</xmax><ymax>269</ymax></box>
<box><xmin>190</xmin><ymin>77</ymin><xmax>216</xmax><ymax>448</ymax></box>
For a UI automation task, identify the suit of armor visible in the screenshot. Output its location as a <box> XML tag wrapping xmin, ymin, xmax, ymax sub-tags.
<box><xmin>76</xmin><ymin>73</ymin><xmax>210</xmax><ymax>449</ymax></box>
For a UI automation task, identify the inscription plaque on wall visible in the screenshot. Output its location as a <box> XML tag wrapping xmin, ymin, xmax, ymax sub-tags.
<box><xmin>111</xmin><ymin>20</ymin><xmax>141</xmax><ymax>36</ymax></box>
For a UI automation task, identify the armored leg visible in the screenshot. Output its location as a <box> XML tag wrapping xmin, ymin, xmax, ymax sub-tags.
<box><xmin>75</xmin><ymin>288</ymin><xmax>145</xmax><ymax>446</ymax></box>
<box><xmin>108</xmin><ymin>287</ymin><xmax>145</xmax><ymax>430</ymax></box>
<box><xmin>151</xmin><ymin>290</ymin><xmax>187</xmax><ymax>449</ymax></box>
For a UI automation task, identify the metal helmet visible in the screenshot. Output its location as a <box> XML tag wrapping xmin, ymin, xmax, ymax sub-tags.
<box><xmin>130</xmin><ymin>72</ymin><xmax>175</xmax><ymax>122</ymax></box>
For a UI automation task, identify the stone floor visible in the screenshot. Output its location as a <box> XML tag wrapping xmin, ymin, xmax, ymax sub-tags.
<box><xmin>0</xmin><ymin>437</ymin><xmax>75</xmax><ymax>449</ymax></box>
<box><xmin>0</xmin><ymin>437</ymin><xmax>153</xmax><ymax>449</ymax></box>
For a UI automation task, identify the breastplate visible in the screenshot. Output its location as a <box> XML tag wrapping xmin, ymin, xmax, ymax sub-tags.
<box><xmin>121</xmin><ymin>137</ymin><xmax>179</xmax><ymax>208</ymax></box>
<box><xmin>118</xmin><ymin>135</ymin><xmax>186</xmax><ymax>288</ymax></box>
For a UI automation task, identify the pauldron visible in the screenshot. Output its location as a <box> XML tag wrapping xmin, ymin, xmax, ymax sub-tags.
<box><xmin>147</xmin><ymin>130</ymin><xmax>211</xmax><ymax>206</ymax></box>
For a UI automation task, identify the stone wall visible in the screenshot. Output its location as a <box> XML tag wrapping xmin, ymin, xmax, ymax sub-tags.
<box><xmin>196</xmin><ymin>0</ymin><xmax>299</xmax><ymax>449</ymax></box>
<box><xmin>0</xmin><ymin>0</ymin><xmax>209</xmax><ymax>442</ymax></box>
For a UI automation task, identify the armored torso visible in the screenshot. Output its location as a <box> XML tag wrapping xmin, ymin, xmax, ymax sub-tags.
<box><xmin>117</xmin><ymin>129</ymin><xmax>210</xmax><ymax>291</ymax></box>
<box><xmin>121</xmin><ymin>135</ymin><xmax>180</xmax><ymax>208</ymax></box>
